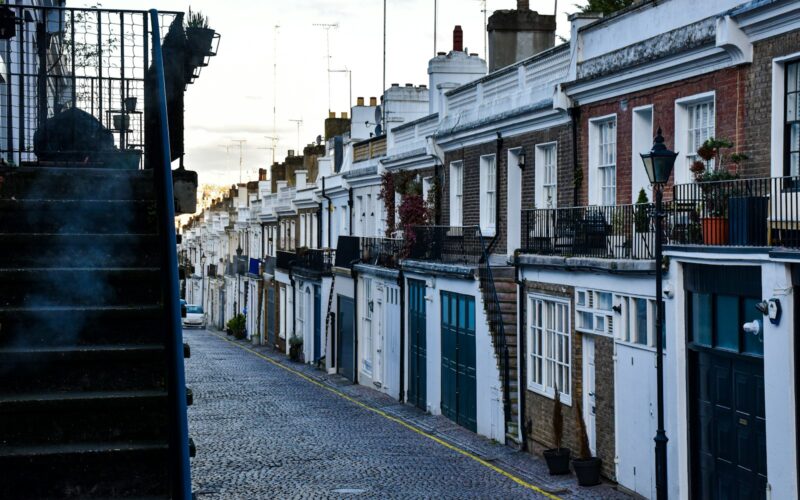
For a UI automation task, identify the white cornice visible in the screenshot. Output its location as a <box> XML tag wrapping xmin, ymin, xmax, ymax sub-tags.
<box><xmin>436</xmin><ymin>108</ymin><xmax>570</xmax><ymax>151</ymax></box>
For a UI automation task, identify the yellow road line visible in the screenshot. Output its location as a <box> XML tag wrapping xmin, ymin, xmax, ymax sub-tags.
<box><xmin>205</xmin><ymin>331</ymin><xmax>563</xmax><ymax>500</ymax></box>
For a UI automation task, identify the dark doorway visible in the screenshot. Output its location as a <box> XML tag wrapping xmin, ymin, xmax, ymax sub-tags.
<box><xmin>313</xmin><ymin>285</ymin><xmax>321</xmax><ymax>363</ymax></box>
<box><xmin>266</xmin><ymin>287</ymin><xmax>275</xmax><ymax>346</ymax></box>
<box><xmin>337</xmin><ymin>295</ymin><xmax>355</xmax><ymax>382</ymax></box>
<box><xmin>408</xmin><ymin>279</ymin><xmax>427</xmax><ymax>410</ymax></box>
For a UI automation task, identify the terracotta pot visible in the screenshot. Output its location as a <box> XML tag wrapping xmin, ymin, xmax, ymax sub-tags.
<box><xmin>702</xmin><ymin>216</ymin><xmax>729</xmax><ymax>245</ymax></box>
<box><xmin>543</xmin><ymin>448</ymin><xmax>571</xmax><ymax>475</ymax></box>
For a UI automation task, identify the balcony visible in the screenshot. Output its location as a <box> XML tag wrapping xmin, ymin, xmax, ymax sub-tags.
<box><xmin>407</xmin><ymin>226</ymin><xmax>484</xmax><ymax>266</ymax></box>
<box><xmin>521</xmin><ymin>205</ymin><xmax>656</xmax><ymax>260</ymax></box>
<box><xmin>293</xmin><ymin>248</ymin><xmax>335</xmax><ymax>275</ymax></box>
<box><xmin>669</xmin><ymin>176</ymin><xmax>800</xmax><ymax>249</ymax></box>
<box><xmin>276</xmin><ymin>250</ymin><xmax>296</xmax><ymax>271</ymax></box>
<box><xmin>334</xmin><ymin>235</ymin><xmax>403</xmax><ymax>269</ymax></box>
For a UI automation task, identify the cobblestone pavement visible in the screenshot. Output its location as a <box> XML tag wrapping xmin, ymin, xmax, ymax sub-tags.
<box><xmin>185</xmin><ymin>329</ymin><xmax>633</xmax><ymax>500</ymax></box>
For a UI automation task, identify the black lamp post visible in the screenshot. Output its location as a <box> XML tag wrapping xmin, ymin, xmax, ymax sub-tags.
<box><xmin>236</xmin><ymin>244</ymin><xmax>243</xmax><ymax>315</ymax></box>
<box><xmin>640</xmin><ymin>128</ymin><xmax>677</xmax><ymax>500</ymax></box>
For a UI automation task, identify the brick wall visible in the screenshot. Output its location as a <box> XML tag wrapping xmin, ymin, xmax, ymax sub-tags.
<box><xmin>744</xmin><ymin>31</ymin><xmax>800</xmax><ymax>177</ymax></box>
<box><xmin>441</xmin><ymin>123</ymin><xmax>573</xmax><ymax>254</ymax></box>
<box><xmin>522</xmin><ymin>280</ymin><xmax>616</xmax><ymax>480</ymax></box>
<box><xmin>576</xmin><ymin>67</ymin><xmax>746</xmax><ymax>205</ymax></box>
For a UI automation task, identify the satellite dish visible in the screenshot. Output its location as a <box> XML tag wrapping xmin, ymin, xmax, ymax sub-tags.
<box><xmin>375</xmin><ymin>124</ymin><xmax>383</xmax><ymax>136</ymax></box>
<box><xmin>374</xmin><ymin>105</ymin><xmax>382</xmax><ymax>126</ymax></box>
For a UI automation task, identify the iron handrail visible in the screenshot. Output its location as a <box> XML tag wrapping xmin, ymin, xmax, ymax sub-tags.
<box><xmin>476</xmin><ymin>228</ymin><xmax>511</xmax><ymax>431</ymax></box>
<box><xmin>149</xmin><ymin>9</ymin><xmax>191</xmax><ymax>499</ymax></box>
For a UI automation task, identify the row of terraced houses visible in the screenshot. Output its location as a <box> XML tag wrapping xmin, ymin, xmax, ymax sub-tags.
<box><xmin>180</xmin><ymin>1</ymin><xmax>800</xmax><ymax>498</ymax></box>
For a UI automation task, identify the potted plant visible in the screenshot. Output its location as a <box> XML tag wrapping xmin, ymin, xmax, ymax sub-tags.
<box><xmin>185</xmin><ymin>8</ymin><xmax>215</xmax><ymax>68</ymax></box>
<box><xmin>691</xmin><ymin>138</ymin><xmax>741</xmax><ymax>245</ymax></box>
<box><xmin>543</xmin><ymin>385</ymin><xmax>571</xmax><ymax>475</ymax></box>
<box><xmin>289</xmin><ymin>335</ymin><xmax>303</xmax><ymax>362</ymax></box>
<box><xmin>226</xmin><ymin>314</ymin><xmax>246</xmax><ymax>340</ymax></box>
<box><xmin>124</xmin><ymin>96</ymin><xmax>138</xmax><ymax>113</ymax></box>
<box><xmin>112</xmin><ymin>113</ymin><xmax>130</xmax><ymax>131</ymax></box>
<box><xmin>572</xmin><ymin>402</ymin><xmax>602</xmax><ymax>486</ymax></box>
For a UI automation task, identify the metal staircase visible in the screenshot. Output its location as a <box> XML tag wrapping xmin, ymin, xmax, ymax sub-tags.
<box><xmin>0</xmin><ymin>8</ymin><xmax>192</xmax><ymax>498</ymax></box>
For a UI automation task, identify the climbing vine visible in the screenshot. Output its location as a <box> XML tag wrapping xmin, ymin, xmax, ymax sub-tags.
<box><xmin>378</xmin><ymin>171</ymin><xmax>396</xmax><ymax>238</ymax></box>
<box><xmin>379</xmin><ymin>171</ymin><xmax>428</xmax><ymax>252</ymax></box>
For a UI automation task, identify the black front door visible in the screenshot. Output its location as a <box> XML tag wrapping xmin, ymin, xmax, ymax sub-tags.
<box><xmin>686</xmin><ymin>264</ymin><xmax>766</xmax><ymax>500</ymax></box>
<box><xmin>408</xmin><ymin>279</ymin><xmax>427</xmax><ymax>410</ymax></box>
<box><xmin>337</xmin><ymin>295</ymin><xmax>355</xmax><ymax>382</ymax></box>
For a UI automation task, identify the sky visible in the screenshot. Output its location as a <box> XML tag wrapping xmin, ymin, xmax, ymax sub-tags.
<box><xmin>98</xmin><ymin>0</ymin><xmax>589</xmax><ymax>186</ymax></box>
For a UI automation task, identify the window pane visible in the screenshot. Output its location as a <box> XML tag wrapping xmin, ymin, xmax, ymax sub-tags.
<box><xmin>597</xmin><ymin>292</ymin><xmax>612</xmax><ymax>310</ymax></box>
<box><xmin>692</xmin><ymin>293</ymin><xmax>712</xmax><ymax>346</ymax></box>
<box><xmin>635</xmin><ymin>298</ymin><xmax>648</xmax><ymax>345</ymax></box>
<box><xmin>742</xmin><ymin>298</ymin><xmax>764</xmax><ymax>356</ymax></box>
<box><xmin>789</xmin><ymin>63</ymin><xmax>798</xmax><ymax>93</ymax></box>
<box><xmin>789</xmin><ymin>94</ymin><xmax>798</xmax><ymax>123</ymax></box>
<box><xmin>716</xmin><ymin>295</ymin><xmax>740</xmax><ymax>351</ymax></box>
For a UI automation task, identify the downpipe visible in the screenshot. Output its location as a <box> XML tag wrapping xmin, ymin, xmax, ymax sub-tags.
<box><xmin>351</xmin><ymin>261</ymin><xmax>359</xmax><ymax>385</ymax></box>
<box><xmin>322</xmin><ymin>176</ymin><xmax>332</xmax><ymax>248</ymax></box>
<box><xmin>514</xmin><ymin>252</ymin><xmax>527</xmax><ymax>450</ymax></box>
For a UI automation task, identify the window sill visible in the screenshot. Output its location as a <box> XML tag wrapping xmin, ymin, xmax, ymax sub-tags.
<box><xmin>527</xmin><ymin>384</ymin><xmax>572</xmax><ymax>406</ymax></box>
<box><xmin>480</xmin><ymin>226</ymin><xmax>496</xmax><ymax>238</ymax></box>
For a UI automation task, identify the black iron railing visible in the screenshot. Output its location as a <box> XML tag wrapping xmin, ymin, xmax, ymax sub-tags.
<box><xmin>276</xmin><ymin>250</ymin><xmax>295</xmax><ymax>271</ymax></box>
<box><xmin>521</xmin><ymin>204</ymin><xmax>657</xmax><ymax>259</ymax></box>
<box><xmin>358</xmin><ymin>237</ymin><xmax>404</xmax><ymax>269</ymax></box>
<box><xmin>262</xmin><ymin>256</ymin><xmax>276</xmax><ymax>276</ymax></box>
<box><xmin>407</xmin><ymin>225</ymin><xmax>484</xmax><ymax>266</ymax></box>
<box><xmin>294</xmin><ymin>248</ymin><xmax>335</xmax><ymax>274</ymax></box>
<box><xmin>671</xmin><ymin>176</ymin><xmax>800</xmax><ymax>248</ymax></box>
<box><xmin>0</xmin><ymin>5</ymin><xmax>184</xmax><ymax>168</ymax></box>
<box><xmin>334</xmin><ymin>235</ymin><xmax>360</xmax><ymax>268</ymax></box>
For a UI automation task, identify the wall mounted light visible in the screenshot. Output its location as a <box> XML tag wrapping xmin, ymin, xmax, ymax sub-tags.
<box><xmin>517</xmin><ymin>149</ymin><xmax>527</xmax><ymax>169</ymax></box>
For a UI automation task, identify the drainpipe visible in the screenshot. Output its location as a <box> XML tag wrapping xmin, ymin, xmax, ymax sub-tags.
<box><xmin>514</xmin><ymin>253</ymin><xmax>527</xmax><ymax>451</ymax></box>
<box><xmin>570</xmin><ymin>107</ymin><xmax>581</xmax><ymax>207</ymax></box>
<box><xmin>487</xmin><ymin>132</ymin><xmax>503</xmax><ymax>256</ymax></box>
<box><xmin>351</xmin><ymin>260</ymin><xmax>359</xmax><ymax>385</ymax></box>
<box><xmin>322</xmin><ymin>176</ymin><xmax>332</xmax><ymax>248</ymax></box>
<box><xmin>348</xmin><ymin>188</ymin><xmax>354</xmax><ymax>236</ymax></box>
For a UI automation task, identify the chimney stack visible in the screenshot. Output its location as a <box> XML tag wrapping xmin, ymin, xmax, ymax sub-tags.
<box><xmin>487</xmin><ymin>3</ymin><xmax>556</xmax><ymax>72</ymax></box>
<box><xmin>357</xmin><ymin>96</ymin><xmax>365</xmax><ymax>106</ymax></box>
<box><xmin>369</xmin><ymin>97</ymin><xmax>378</xmax><ymax>106</ymax></box>
<box><xmin>518</xmin><ymin>0</ymin><xmax>529</xmax><ymax>10</ymax></box>
<box><xmin>453</xmin><ymin>25</ymin><xmax>463</xmax><ymax>52</ymax></box>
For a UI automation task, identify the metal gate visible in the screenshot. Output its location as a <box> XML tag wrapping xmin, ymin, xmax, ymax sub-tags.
<box><xmin>337</xmin><ymin>295</ymin><xmax>355</xmax><ymax>382</ymax></box>
<box><xmin>441</xmin><ymin>291</ymin><xmax>477</xmax><ymax>432</ymax></box>
<box><xmin>408</xmin><ymin>279</ymin><xmax>427</xmax><ymax>410</ymax></box>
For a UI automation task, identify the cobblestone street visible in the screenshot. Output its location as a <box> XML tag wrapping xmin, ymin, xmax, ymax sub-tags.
<box><xmin>185</xmin><ymin>329</ymin><xmax>631</xmax><ymax>499</ymax></box>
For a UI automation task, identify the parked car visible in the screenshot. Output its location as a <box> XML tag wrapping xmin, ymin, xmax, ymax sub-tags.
<box><xmin>182</xmin><ymin>304</ymin><xmax>206</xmax><ymax>329</ymax></box>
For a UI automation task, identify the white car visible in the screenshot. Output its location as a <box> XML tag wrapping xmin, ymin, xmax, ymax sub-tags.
<box><xmin>182</xmin><ymin>304</ymin><xmax>206</xmax><ymax>329</ymax></box>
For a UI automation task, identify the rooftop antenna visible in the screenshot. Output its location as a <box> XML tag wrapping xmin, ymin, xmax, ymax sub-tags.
<box><xmin>329</xmin><ymin>67</ymin><xmax>352</xmax><ymax>110</ymax></box>
<box><xmin>313</xmin><ymin>22</ymin><xmax>339</xmax><ymax>112</ymax></box>
<box><xmin>382</xmin><ymin>0</ymin><xmax>387</xmax><ymax>134</ymax></box>
<box><xmin>259</xmin><ymin>135</ymin><xmax>279</xmax><ymax>167</ymax></box>
<box><xmin>231</xmin><ymin>139</ymin><xmax>247</xmax><ymax>184</ymax></box>
<box><xmin>433</xmin><ymin>0</ymin><xmax>438</xmax><ymax>56</ymax></box>
<box><xmin>289</xmin><ymin>119</ymin><xmax>303</xmax><ymax>154</ymax></box>
<box><xmin>273</xmin><ymin>25</ymin><xmax>280</xmax><ymax>163</ymax></box>
<box><xmin>478</xmin><ymin>0</ymin><xmax>488</xmax><ymax>59</ymax></box>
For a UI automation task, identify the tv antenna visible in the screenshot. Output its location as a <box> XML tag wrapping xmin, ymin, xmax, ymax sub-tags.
<box><xmin>313</xmin><ymin>22</ymin><xmax>339</xmax><ymax>111</ymax></box>
<box><xmin>289</xmin><ymin>119</ymin><xmax>303</xmax><ymax>154</ymax></box>
<box><xmin>477</xmin><ymin>0</ymin><xmax>488</xmax><ymax>58</ymax></box>
<box><xmin>272</xmin><ymin>25</ymin><xmax>280</xmax><ymax>166</ymax></box>
<box><xmin>259</xmin><ymin>135</ymin><xmax>279</xmax><ymax>166</ymax></box>
<box><xmin>329</xmin><ymin>67</ymin><xmax>352</xmax><ymax>110</ymax></box>
<box><xmin>231</xmin><ymin>140</ymin><xmax>247</xmax><ymax>184</ymax></box>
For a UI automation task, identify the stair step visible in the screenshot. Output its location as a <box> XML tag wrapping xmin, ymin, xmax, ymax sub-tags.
<box><xmin>0</xmin><ymin>441</ymin><xmax>169</xmax><ymax>498</ymax></box>
<box><xmin>0</xmin><ymin>390</ymin><xmax>168</xmax><ymax>446</ymax></box>
<box><xmin>0</xmin><ymin>268</ymin><xmax>161</xmax><ymax>308</ymax></box>
<box><xmin>495</xmin><ymin>292</ymin><xmax>517</xmax><ymax>303</ymax></box>
<box><xmin>0</xmin><ymin>233</ymin><xmax>160</xmax><ymax>269</ymax></box>
<box><xmin>0</xmin><ymin>305</ymin><xmax>165</xmax><ymax>348</ymax></box>
<box><xmin>0</xmin><ymin>166</ymin><xmax>154</xmax><ymax>201</ymax></box>
<box><xmin>0</xmin><ymin>199</ymin><xmax>157</xmax><ymax>234</ymax></box>
<box><xmin>490</xmin><ymin>267</ymin><xmax>515</xmax><ymax>279</ymax></box>
<box><xmin>0</xmin><ymin>345</ymin><xmax>167</xmax><ymax>394</ymax></box>
<box><xmin>493</xmin><ymin>283</ymin><xmax>517</xmax><ymax>294</ymax></box>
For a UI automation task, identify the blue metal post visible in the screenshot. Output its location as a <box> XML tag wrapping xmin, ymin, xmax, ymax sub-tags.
<box><xmin>149</xmin><ymin>10</ymin><xmax>192</xmax><ymax>499</ymax></box>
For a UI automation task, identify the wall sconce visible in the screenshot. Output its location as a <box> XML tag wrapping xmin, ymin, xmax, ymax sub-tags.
<box><xmin>612</xmin><ymin>304</ymin><xmax>622</xmax><ymax>314</ymax></box>
<box><xmin>756</xmin><ymin>298</ymin><xmax>782</xmax><ymax>325</ymax></box>
<box><xmin>662</xmin><ymin>283</ymin><xmax>674</xmax><ymax>299</ymax></box>
<box><xmin>517</xmin><ymin>149</ymin><xmax>526</xmax><ymax>169</ymax></box>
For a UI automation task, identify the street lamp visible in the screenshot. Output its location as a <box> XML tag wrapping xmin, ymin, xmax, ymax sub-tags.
<box><xmin>640</xmin><ymin>127</ymin><xmax>677</xmax><ymax>500</ymax></box>
<box><xmin>236</xmin><ymin>245</ymin><xmax>243</xmax><ymax>315</ymax></box>
<box><xmin>200</xmin><ymin>252</ymin><xmax>206</xmax><ymax>312</ymax></box>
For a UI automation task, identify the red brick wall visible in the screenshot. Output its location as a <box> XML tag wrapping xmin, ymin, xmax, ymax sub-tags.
<box><xmin>576</xmin><ymin>67</ymin><xmax>747</xmax><ymax>205</ymax></box>
<box><xmin>442</xmin><ymin>123</ymin><xmax>574</xmax><ymax>254</ymax></box>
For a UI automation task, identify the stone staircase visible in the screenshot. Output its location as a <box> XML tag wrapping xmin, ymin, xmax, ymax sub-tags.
<box><xmin>477</xmin><ymin>265</ymin><xmax>520</xmax><ymax>447</ymax></box>
<box><xmin>0</xmin><ymin>166</ymin><xmax>188</xmax><ymax>498</ymax></box>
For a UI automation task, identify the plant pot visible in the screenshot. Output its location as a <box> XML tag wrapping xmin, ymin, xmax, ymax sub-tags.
<box><xmin>289</xmin><ymin>344</ymin><xmax>302</xmax><ymax>362</ymax></box>
<box><xmin>124</xmin><ymin>97</ymin><xmax>137</xmax><ymax>113</ymax></box>
<box><xmin>572</xmin><ymin>457</ymin><xmax>602</xmax><ymax>487</ymax></box>
<box><xmin>113</xmin><ymin>114</ymin><xmax>130</xmax><ymax>131</ymax></box>
<box><xmin>186</xmin><ymin>27</ymin><xmax>215</xmax><ymax>57</ymax></box>
<box><xmin>543</xmin><ymin>448</ymin><xmax>571</xmax><ymax>475</ymax></box>
<box><xmin>701</xmin><ymin>216</ymin><xmax>729</xmax><ymax>245</ymax></box>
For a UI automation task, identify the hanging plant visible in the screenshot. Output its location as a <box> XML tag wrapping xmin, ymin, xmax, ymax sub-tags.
<box><xmin>398</xmin><ymin>193</ymin><xmax>428</xmax><ymax>256</ymax></box>
<box><xmin>379</xmin><ymin>171</ymin><xmax>396</xmax><ymax>238</ymax></box>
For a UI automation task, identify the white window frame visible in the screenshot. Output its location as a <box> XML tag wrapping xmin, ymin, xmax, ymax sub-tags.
<box><xmin>527</xmin><ymin>294</ymin><xmax>572</xmax><ymax>405</ymax></box>
<box><xmin>575</xmin><ymin>288</ymin><xmax>615</xmax><ymax>337</ymax></box>
<box><xmin>614</xmin><ymin>293</ymin><xmax>657</xmax><ymax>348</ymax></box>
<box><xmin>479</xmin><ymin>154</ymin><xmax>497</xmax><ymax>236</ymax></box>
<box><xmin>588</xmin><ymin>115</ymin><xmax>617</xmax><ymax>206</ymax></box>
<box><xmin>674</xmin><ymin>91</ymin><xmax>716</xmax><ymax>184</ymax></box>
<box><xmin>449</xmin><ymin>160</ymin><xmax>464</xmax><ymax>226</ymax></box>
<box><xmin>422</xmin><ymin>176</ymin><xmax>433</xmax><ymax>203</ymax></box>
<box><xmin>535</xmin><ymin>142</ymin><xmax>558</xmax><ymax>209</ymax></box>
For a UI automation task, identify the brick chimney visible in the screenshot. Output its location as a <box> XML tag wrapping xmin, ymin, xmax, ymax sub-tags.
<box><xmin>487</xmin><ymin>2</ymin><xmax>556</xmax><ymax>72</ymax></box>
<box><xmin>453</xmin><ymin>25</ymin><xmax>463</xmax><ymax>52</ymax></box>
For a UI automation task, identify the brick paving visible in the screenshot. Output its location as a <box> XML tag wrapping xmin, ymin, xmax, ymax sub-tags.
<box><xmin>185</xmin><ymin>328</ymin><xmax>633</xmax><ymax>499</ymax></box>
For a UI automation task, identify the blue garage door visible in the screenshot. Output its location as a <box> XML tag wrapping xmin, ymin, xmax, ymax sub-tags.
<box><xmin>441</xmin><ymin>291</ymin><xmax>476</xmax><ymax>432</ymax></box>
<box><xmin>408</xmin><ymin>279</ymin><xmax>427</xmax><ymax>410</ymax></box>
<box><xmin>337</xmin><ymin>295</ymin><xmax>355</xmax><ymax>382</ymax></box>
